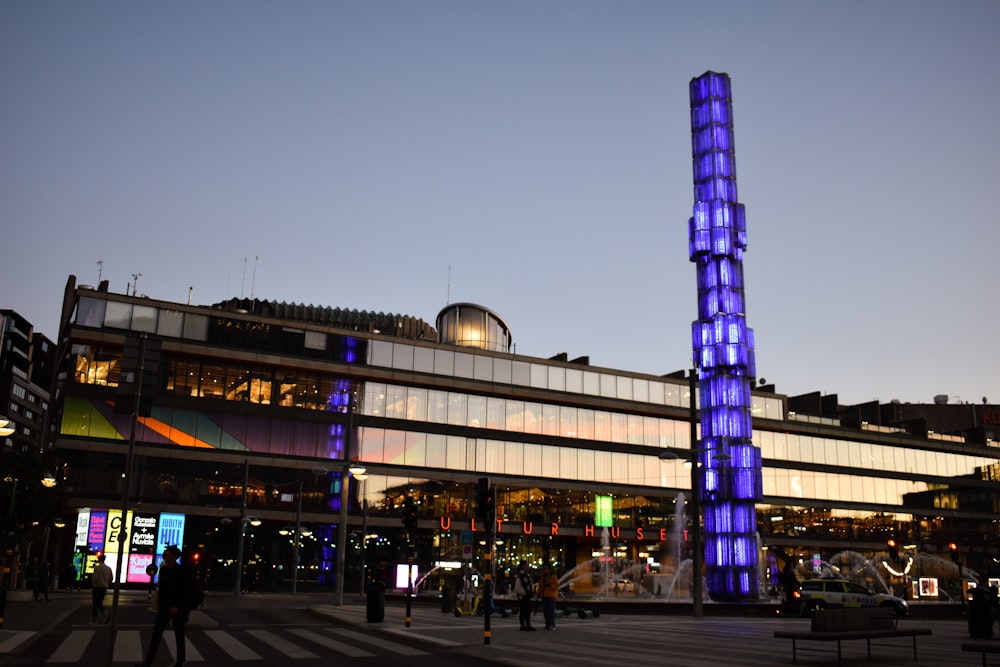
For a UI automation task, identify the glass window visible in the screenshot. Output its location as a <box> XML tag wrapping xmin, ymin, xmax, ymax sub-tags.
<box><xmin>304</xmin><ymin>330</ymin><xmax>326</xmax><ymax>350</ymax></box>
<box><xmin>633</xmin><ymin>379</ymin><xmax>649</xmax><ymax>403</ymax></box>
<box><xmin>484</xmin><ymin>440</ymin><xmax>504</xmax><ymax>473</ymax></box>
<box><xmin>182</xmin><ymin>314</ymin><xmax>208</xmax><ymax>341</ymax></box>
<box><xmin>473</xmin><ymin>355</ymin><xmax>492</xmax><ymax>381</ymax></box>
<box><xmin>573</xmin><ymin>448</ymin><xmax>593</xmax><ymax>481</ymax></box>
<box><xmin>446</xmin><ymin>435</ymin><xmax>467</xmax><ymax>470</ymax></box>
<box><xmin>157</xmin><ymin>310</ymin><xmax>184</xmax><ymax>337</ymax></box>
<box><xmin>104</xmin><ymin>301</ymin><xmax>132</xmax><ymax>329</ymax></box>
<box><xmin>523</xmin><ymin>443</ymin><xmax>542</xmax><ymax>477</ymax></box>
<box><xmin>529</xmin><ymin>364</ymin><xmax>547</xmax><ymax>389</ymax></box>
<box><xmin>594</xmin><ymin>450</ymin><xmax>612</xmax><ymax>483</ymax></box>
<box><xmin>565</xmin><ymin>368</ymin><xmax>583</xmax><ymax>394</ymax></box>
<box><xmin>404</xmin><ymin>432</ymin><xmax>426</xmax><ymax>467</ymax></box>
<box><xmin>665</xmin><ymin>382</ymin><xmax>682</xmax><ymax>407</ymax></box>
<box><xmin>131</xmin><ymin>305</ymin><xmax>157</xmax><ymax>333</ymax></box>
<box><xmin>427</xmin><ymin>390</ymin><xmax>447</xmax><ymax>423</ymax></box>
<box><xmin>426</xmin><ymin>433</ymin><xmax>446</xmax><ymax>468</ymax></box>
<box><xmin>560</xmin><ymin>407</ymin><xmax>577</xmax><ymax>438</ymax></box>
<box><xmin>583</xmin><ymin>371</ymin><xmax>600</xmax><ymax>396</ymax></box>
<box><xmin>626</xmin><ymin>415</ymin><xmax>643</xmax><ymax>444</ymax></box>
<box><xmin>541</xmin><ymin>404</ymin><xmax>559</xmax><ymax>436</ymax></box>
<box><xmin>393</xmin><ymin>343</ymin><xmax>414</xmax><ymax>371</ymax></box>
<box><xmin>467</xmin><ymin>395</ymin><xmax>486</xmax><ymax>428</ymax></box>
<box><xmin>447</xmin><ymin>393</ymin><xmax>467</xmax><ymax>426</ymax></box>
<box><xmin>616</xmin><ymin>376</ymin><xmax>633</xmax><ymax>401</ymax></box>
<box><xmin>577</xmin><ymin>409</ymin><xmax>595</xmax><ymax>440</ymax></box>
<box><xmin>368</xmin><ymin>340</ymin><xmax>393</xmax><ymax>368</ymax></box>
<box><xmin>76</xmin><ymin>297</ymin><xmax>107</xmax><ymax>327</ymax></box>
<box><xmin>413</xmin><ymin>346</ymin><xmax>434</xmax><ymax>373</ymax></box>
<box><xmin>512</xmin><ymin>361</ymin><xmax>530</xmax><ymax>385</ymax></box>
<box><xmin>358</xmin><ymin>427</ymin><xmax>385</xmax><ymax>463</ymax></box>
<box><xmin>505</xmin><ymin>400</ymin><xmax>524</xmax><ymax>432</ymax></box>
<box><xmin>560</xmin><ymin>448</ymin><xmax>577</xmax><ymax>479</ymax></box>
<box><xmin>643</xmin><ymin>417</ymin><xmax>659</xmax><ymax>446</ymax></box>
<box><xmin>611</xmin><ymin>413</ymin><xmax>628</xmax><ymax>443</ymax></box>
<box><xmin>541</xmin><ymin>445</ymin><xmax>558</xmax><ymax>477</ymax></box>
<box><xmin>594</xmin><ymin>412</ymin><xmax>611</xmax><ymax>442</ymax></box>
<box><xmin>504</xmin><ymin>441</ymin><xmax>523</xmax><ymax>475</ymax></box>
<box><xmin>406</xmin><ymin>387</ymin><xmax>427</xmax><ymax>421</ymax></box>
<box><xmin>454</xmin><ymin>352</ymin><xmax>474</xmax><ymax>379</ymax></box>
<box><xmin>486</xmin><ymin>397</ymin><xmax>505</xmax><ymax>430</ymax></box>
<box><xmin>600</xmin><ymin>373</ymin><xmax>616</xmax><ymax>398</ymax></box>
<box><xmin>548</xmin><ymin>366</ymin><xmax>565</xmax><ymax>392</ymax></box>
<box><xmin>611</xmin><ymin>452</ymin><xmax>628</xmax><ymax>483</ymax></box>
<box><xmin>434</xmin><ymin>349</ymin><xmax>454</xmax><ymax>376</ymax></box>
<box><xmin>494</xmin><ymin>358</ymin><xmax>512</xmax><ymax>384</ymax></box>
<box><xmin>523</xmin><ymin>403</ymin><xmax>541</xmax><ymax>434</ymax></box>
<box><xmin>384</xmin><ymin>385</ymin><xmax>406</xmax><ymax>419</ymax></box>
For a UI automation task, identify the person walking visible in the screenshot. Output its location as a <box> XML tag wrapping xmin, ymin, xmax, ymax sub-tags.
<box><xmin>514</xmin><ymin>560</ymin><xmax>536</xmax><ymax>631</ymax></box>
<box><xmin>91</xmin><ymin>554</ymin><xmax>113</xmax><ymax>623</ymax></box>
<box><xmin>540</xmin><ymin>565</ymin><xmax>559</xmax><ymax>630</ymax></box>
<box><xmin>135</xmin><ymin>545</ymin><xmax>197</xmax><ymax>667</ymax></box>
<box><xmin>37</xmin><ymin>560</ymin><xmax>51</xmax><ymax>602</ymax></box>
<box><xmin>26</xmin><ymin>556</ymin><xmax>40</xmax><ymax>601</ymax></box>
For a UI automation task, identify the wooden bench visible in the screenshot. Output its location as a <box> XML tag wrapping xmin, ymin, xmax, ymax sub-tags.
<box><xmin>962</xmin><ymin>641</ymin><xmax>1000</xmax><ymax>666</ymax></box>
<box><xmin>773</xmin><ymin>607</ymin><xmax>932</xmax><ymax>665</ymax></box>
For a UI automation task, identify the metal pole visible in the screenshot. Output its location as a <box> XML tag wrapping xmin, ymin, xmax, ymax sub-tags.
<box><xmin>335</xmin><ymin>395</ymin><xmax>354</xmax><ymax>606</ymax></box>
<box><xmin>690</xmin><ymin>368</ymin><xmax>703</xmax><ymax>618</ymax></box>
<box><xmin>234</xmin><ymin>459</ymin><xmax>248</xmax><ymax>595</ymax></box>
<box><xmin>359</xmin><ymin>484</ymin><xmax>367</xmax><ymax>596</ymax></box>
<box><xmin>292</xmin><ymin>479</ymin><xmax>302</xmax><ymax>594</ymax></box>
<box><xmin>107</xmin><ymin>333</ymin><xmax>144</xmax><ymax>667</ymax></box>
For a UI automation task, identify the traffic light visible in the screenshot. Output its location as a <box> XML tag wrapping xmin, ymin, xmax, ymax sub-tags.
<box><xmin>402</xmin><ymin>496</ymin><xmax>417</xmax><ymax>532</ymax></box>
<box><xmin>475</xmin><ymin>477</ymin><xmax>495</xmax><ymax>523</ymax></box>
<box><xmin>887</xmin><ymin>539</ymin><xmax>898</xmax><ymax>559</ymax></box>
<box><xmin>949</xmin><ymin>542</ymin><xmax>959</xmax><ymax>563</ymax></box>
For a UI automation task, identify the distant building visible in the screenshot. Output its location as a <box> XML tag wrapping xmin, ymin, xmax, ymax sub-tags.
<box><xmin>0</xmin><ymin>309</ymin><xmax>54</xmax><ymax>448</ymax></box>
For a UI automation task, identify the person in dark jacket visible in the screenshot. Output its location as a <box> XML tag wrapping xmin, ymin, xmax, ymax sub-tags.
<box><xmin>135</xmin><ymin>545</ymin><xmax>196</xmax><ymax>667</ymax></box>
<box><xmin>515</xmin><ymin>560</ymin><xmax>536</xmax><ymax>631</ymax></box>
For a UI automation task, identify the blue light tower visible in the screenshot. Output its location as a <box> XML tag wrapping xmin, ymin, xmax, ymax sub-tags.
<box><xmin>688</xmin><ymin>71</ymin><xmax>762</xmax><ymax>602</ymax></box>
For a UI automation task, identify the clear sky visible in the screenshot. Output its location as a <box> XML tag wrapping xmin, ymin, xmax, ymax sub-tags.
<box><xmin>2</xmin><ymin>1</ymin><xmax>997</xmax><ymax>407</ymax></box>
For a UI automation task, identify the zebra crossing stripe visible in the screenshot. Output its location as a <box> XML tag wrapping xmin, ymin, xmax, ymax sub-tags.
<box><xmin>47</xmin><ymin>630</ymin><xmax>94</xmax><ymax>662</ymax></box>
<box><xmin>288</xmin><ymin>628</ymin><xmax>374</xmax><ymax>657</ymax></box>
<box><xmin>204</xmin><ymin>629</ymin><xmax>263</xmax><ymax>660</ymax></box>
<box><xmin>252</xmin><ymin>629</ymin><xmax>319</xmax><ymax>659</ymax></box>
<box><xmin>327</xmin><ymin>627</ymin><xmax>430</xmax><ymax>655</ymax></box>
<box><xmin>113</xmin><ymin>630</ymin><xmax>144</xmax><ymax>663</ymax></box>
<box><xmin>165</xmin><ymin>634</ymin><xmax>204</xmax><ymax>663</ymax></box>
<box><xmin>0</xmin><ymin>631</ymin><xmax>35</xmax><ymax>654</ymax></box>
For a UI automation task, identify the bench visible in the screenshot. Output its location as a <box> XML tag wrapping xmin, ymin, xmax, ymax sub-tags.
<box><xmin>963</xmin><ymin>641</ymin><xmax>1000</xmax><ymax>666</ymax></box>
<box><xmin>773</xmin><ymin>607</ymin><xmax>932</xmax><ymax>665</ymax></box>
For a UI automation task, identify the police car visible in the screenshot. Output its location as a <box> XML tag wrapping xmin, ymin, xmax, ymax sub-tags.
<box><xmin>791</xmin><ymin>578</ymin><xmax>909</xmax><ymax>617</ymax></box>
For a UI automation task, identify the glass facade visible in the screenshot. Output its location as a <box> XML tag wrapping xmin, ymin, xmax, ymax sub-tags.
<box><xmin>55</xmin><ymin>287</ymin><xmax>1000</xmax><ymax>600</ymax></box>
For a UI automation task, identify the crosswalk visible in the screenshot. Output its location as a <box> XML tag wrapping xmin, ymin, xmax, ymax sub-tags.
<box><xmin>2</xmin><ymin>625</ymin><xmax>431</xmax><ymax>662</ymax></box>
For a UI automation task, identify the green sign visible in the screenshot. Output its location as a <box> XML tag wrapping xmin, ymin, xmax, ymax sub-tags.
<box><xmin>595</xmin><ymin>495</ymin><xmax>612</xmax><ymax>527</ymax></box>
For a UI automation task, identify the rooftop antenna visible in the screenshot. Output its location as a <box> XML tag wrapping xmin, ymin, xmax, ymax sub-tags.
<box><xmin>251</xmin><ymin>255</ymin><xmax>259</xmax><ymax>301</ymax></box>
<box><xmin>97</xmin><ymin>259</ymin><xmax>103</xmax><ymax>283</ymax></box>
<box><xmin>131</xmin><ymin>273</ymin><xmax>142</xmax><ymax>297</ymax></box>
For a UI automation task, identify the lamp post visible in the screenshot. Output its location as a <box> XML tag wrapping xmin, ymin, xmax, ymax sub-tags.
<box><xmin>348</xmin><ymin>464</ymin><xmax>368</xmax><ymax>596</ymax></box>
<box><xmin>292</xmin><ymin>479</ymin><xmax>303</xmax><ymax>594</ymax></box>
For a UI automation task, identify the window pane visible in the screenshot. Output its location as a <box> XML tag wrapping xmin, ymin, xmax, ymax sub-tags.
<box><xmin>548</xmin><ymin>366</ymin><xmax>565</xmax><ymax>392</ymax></box>
<box><xmin>566</xmin><ymin>369</ymin><xmax>583</xmax><ymax>394</ymax></box>
<box><xmin>427</xmin><ymin>390</ymin><xmax>447</xmax><ymax>423</ymax></box>
<box><xmin>494</xmin><ymin>358</ymin><xmax>512</xmax><ymax>384</ymax></box>
<box><xmin>583</xmin><ymin>371</ymin><xmax>600</xmax><ymax>396</ymax></box>
<box><xmin>473</xmin><ymin>355</ymin><xmax>493</xmax><ymax>381</ymax></box>
<box><xmin>426</xmin><ymin>433</ymin><xmax>446</xmax><ymax>468</ymax></box>
<box><xmin>393</xmin><ymin>343</ymin><xmax>414</xmax><ymax>371</ymax></box>
<box><xmin>454</xmin><ymin>352</ymin><xmax>474</xmax><ymax>379</ymax></box>
<box><xmin>131</xmin><ymin>305</ymin><xmax>157</xmax><ymax>333</ymax></box>
<box><xmin>413</xmin><ymin>346</ymin><xmax>434</xmax><ymax>373</ymax></box>
<box><xmin>157</xmin><ymin>310</ymin><xmax>184</xmax><ymax>337</ymax></box>
<box><xmin>104</xmin><ymin>301</ymin><xmax>132</xmax><ymax>329</ymax></box>
<box><xmin>529</xmin><ymin>364</ymin><xmax>547</xmax><ymax>389</ymax></box>
<box><xmin>183</xmin><ymin>314</ymin><xmax>208</xmax><ymax>341</ymax></box>
<box><xmin>369</xmin><ymin>340</ymin><xmax>393</xmax><ymax>367</ymax></box>
<box><xmin>512</xmin><ymin>361</ymin><xmax>530</xmax><ymax>385</ymax></box>
<box><xmin>434</xmin><ymin>350</ymin><xmax>454</xmax><ymax>375</ymax></box>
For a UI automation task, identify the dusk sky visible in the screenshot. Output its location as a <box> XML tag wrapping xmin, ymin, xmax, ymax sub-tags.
<box><xmin>2</xmin><ymin>1</ymin><xmax>997</xmax><ymax>407</ymax></box>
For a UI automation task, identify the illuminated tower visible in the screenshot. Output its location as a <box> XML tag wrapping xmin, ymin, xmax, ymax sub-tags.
<box><xmin>687</xmin><ymin>71</ymin><xmax>762</xmax><ymax>601</ymax></box>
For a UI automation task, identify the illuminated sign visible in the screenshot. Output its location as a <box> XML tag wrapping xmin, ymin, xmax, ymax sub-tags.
<box><xmin>595</xmin><ymin>495</ymin><xmax>612</xmax><ymax>528</ymax></box>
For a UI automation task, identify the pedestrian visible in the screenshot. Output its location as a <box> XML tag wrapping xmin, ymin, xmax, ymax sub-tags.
<box><xmin>514</xmin><ymin>560</ymin><xmax>536</xmax><ymax>631</ymax></box>
<box><xmin>26</xmin><ymin>556</ymin><xmax>40</xmax><ymax>602</ymax></box>
<box><xmin>63</xmin><ymin>563</ymin><xmax>77</xmax><ymax>592</ymax></box>
<box><xmin>91</xmin><ymin>554</ymin><xmax>113</xmax><ymax>624</ymax></box>
<box><xmin>540</xmin><ymin>564</ymin><xmax>559</xmax><ymax>630</ymax></box>
<box><xmin>135</xmin><ymin>545</ymin><xmax>198</xmax><ymax>667</ymax></box>
<box><xmin>38</xmin><ymin>560</ymin><xmax>51</xmax><ymax>602</ymax></box>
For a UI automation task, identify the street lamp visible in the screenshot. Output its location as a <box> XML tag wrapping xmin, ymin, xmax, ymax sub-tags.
<box><xmin>348</xmin><ymin>464</ymin><xmax>369</xmax><ymax>595</ymax></box>
<box><xmin>0</xmin><ymin>418</ymin><xmax>14</xmax><ymax>437</ymax></box>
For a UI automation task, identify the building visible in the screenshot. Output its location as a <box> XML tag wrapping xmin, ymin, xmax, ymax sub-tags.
<box><xmin>41</xmin><ymin>275</ymin><xmax>1000</xmax><ymax>602</ymax></box>
<box><xmin>0</xmin><ymin>309</ymin><xmax>55</xmax><ymax>448</ymax></box>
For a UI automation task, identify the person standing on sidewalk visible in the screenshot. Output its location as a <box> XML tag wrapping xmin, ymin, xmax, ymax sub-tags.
<box><xmin>37</xmin><ymin>561</ymin><xmax>50</xmax><ymax>602</ymax></box>
<box><xmin>26</xmin><ymin>556</ymin><xmax>39</xmax><ymax>601</ymax></box>
<box><xmin>540</xmin><ymin>565</ymin><xmax>559</xmax><ymax>630</ymax></box>
<box><xmin>135</xmin><ymin>545</ymin><xmax>197</xmax><ymax>667</ymax></box>
<box><xmin>91</xmin><ymin>555</ymin><xmax>113</xmax><ymax>623</ymax></box>
<box><xmin>514</xmin><ymin>560</ymin><xmax>536</xmax><ymax>631</ymax></box>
